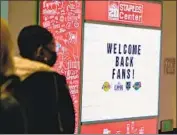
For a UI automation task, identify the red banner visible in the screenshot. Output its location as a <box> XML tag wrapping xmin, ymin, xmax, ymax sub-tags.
<box><xmin>81</xmin><ymin>118</ymin><xmax>158</xmax><ymax>134</ymax></box>
<box><xmin>40</xmin><ymin>1</ymin><xmax>82</xmax><ymax>133</ymax></box>
<box><xmin>85</xmin><ymin>1</ymin><xmax>161</xmax><ymax>27</ymax></box>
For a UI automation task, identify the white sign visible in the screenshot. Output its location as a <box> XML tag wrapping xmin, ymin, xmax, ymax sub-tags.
<box><xmin>81</xmin><ymin>23</ymin><xmax>161</xmax><ymax>122</ymax></box>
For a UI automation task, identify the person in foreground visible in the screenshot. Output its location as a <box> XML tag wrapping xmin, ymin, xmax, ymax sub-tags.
<box><xmin>13</xmin><ymin>25</ymin><xmax>75</xmax><ymax>133</ymax></box>
<box><xmin>0</xmin><ymin>18</ymin><xmax>25</xmax><ymax>133</ymax></box>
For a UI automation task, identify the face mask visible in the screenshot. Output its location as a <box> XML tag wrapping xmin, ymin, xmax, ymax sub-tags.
<box><xmin>43</xmin><ymin>47</ymin><xmax>57</xmax><ymax>66</ymax></box>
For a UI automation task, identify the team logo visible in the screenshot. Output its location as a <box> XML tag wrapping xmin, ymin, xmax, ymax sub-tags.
<box><xmin>133</xmin><ymin>82</ymin><xmax>141</xmax><ymax>91</ymax></box>
<box><xmin>114</xmin><ymin>82</ymin><xmax>123</xmax><ymax>91</ymax></box>
<box><xmin>126</xmin><ymin>82</ymin><xmax>131</xmax><ymax>91</ymax></box>
<box><xmin>102</xmin><ymin>82</ymin><xmax>111</xmax><ymax>92</ymax></box>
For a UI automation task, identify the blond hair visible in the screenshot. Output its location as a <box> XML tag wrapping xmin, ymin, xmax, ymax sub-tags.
<box><xmin>0</xmin><ymin>18</ymin><xmax>14</xmax><ymax>76</ymax></box>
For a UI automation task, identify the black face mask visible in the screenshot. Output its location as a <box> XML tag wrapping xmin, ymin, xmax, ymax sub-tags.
<box><xmin>43</xmin><ymin>47</ymin><xmax>57</xmax><ymax>66</ymax></box>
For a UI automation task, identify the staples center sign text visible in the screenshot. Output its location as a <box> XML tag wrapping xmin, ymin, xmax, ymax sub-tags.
<box><xmin>108</xmin><ymin>1</ymin><xmax>143</xmax><ymax>23</ymax></box>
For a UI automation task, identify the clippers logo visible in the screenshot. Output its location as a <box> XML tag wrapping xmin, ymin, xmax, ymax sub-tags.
<box><xmin>126</xmin><ymin>82</ymin><xmax>131</xmax><ymax>91</ymax></box>
<box><xmin>114</xmin><ymin>82</ymin><xmax>123</xmax><ymax>91</ymax></box>
<box><xmin>133</xmin><ymin>82</ymin><xmax>141</xmax><ymax>90</ymax></box>
<box><xmin>108</xmin><ymin>1</ymin><xmax>143</xmax><ymax>23</ymax></box>
<box><xmin>102</xmin><ymin>82</ymin><xmax>111</xmax><ymax>92</ymax></box>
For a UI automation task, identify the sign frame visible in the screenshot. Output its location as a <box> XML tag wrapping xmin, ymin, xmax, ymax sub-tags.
<box><xmin>79</xmin><ymin>1</ymin><xmax>163</xmax><ymax>134</ymax></box>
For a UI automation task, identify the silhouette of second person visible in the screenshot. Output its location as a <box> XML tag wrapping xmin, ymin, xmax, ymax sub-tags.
<box><xmin>13</xmin><ymin>25</ymin><xmax>75</xmax><ymax>134</ymax></box>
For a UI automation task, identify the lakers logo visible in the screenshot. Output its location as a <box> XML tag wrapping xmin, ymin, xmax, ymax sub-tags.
<box><xmin>102</xmin><ymin>82</ymin><xmax>111</xmax><ymax>92</ymax></box>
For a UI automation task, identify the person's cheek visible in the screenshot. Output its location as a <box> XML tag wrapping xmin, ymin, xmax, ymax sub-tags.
<box><xmin>44</xmin><ymin>49</ymin><xmax>52</xmax><ymax>60</ymax></box>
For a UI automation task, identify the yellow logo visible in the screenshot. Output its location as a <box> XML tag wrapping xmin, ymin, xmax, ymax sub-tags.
<box><xmin>102</xmin><ymin>82</ymin><xmax>111</xmax><ymax>92</ymax></box>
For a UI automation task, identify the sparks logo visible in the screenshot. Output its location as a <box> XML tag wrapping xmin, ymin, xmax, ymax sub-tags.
<box><xmin>108</xmin><ymin>1</ymin><xmax>143</xmax><ymax>23</ymax></box>
<box><xmin>102</xmin><ymin>82</ymin><xmax>111</xmax><ymax>92</ymax></box>
<box><xmin>133</xmin><ymin>82</ymin><xmax>141</xmax><ymax>91</ymax></box>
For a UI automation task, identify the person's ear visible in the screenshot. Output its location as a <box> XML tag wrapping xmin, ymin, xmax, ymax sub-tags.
<box><xmin>35</xmin><ymin>46</ymin><xmax>48</xmax><ymax>61</ymax></box>
<box><xmin>36</xmin><ymin>46</ymin><xmax>44</xmax><ymax>58</ymax></box>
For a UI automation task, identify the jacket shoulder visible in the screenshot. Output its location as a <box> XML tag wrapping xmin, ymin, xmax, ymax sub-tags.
<box><xmin>20</xmin><ymin>71</ymin><xmax>67</xmax><ymax>90</ymax></box>
<box><xmin>24</xmin><ymin>71</ymin><xmax>66</xmax><ymax>82</ymax></box>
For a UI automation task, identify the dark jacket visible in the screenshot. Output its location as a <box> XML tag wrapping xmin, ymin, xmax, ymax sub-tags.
<box><xmin>1</xmin><ymin>57</ymin><xmax>75</xmax><ymax>134</ymax></box>
<box><xmin>14</xmin><ymin>71</ymin><xmax>75</xmax><ymax>134</ymax></box>
<box><xmin>0</xmin><ymin>74</ymin><xmax>25</xmax><ymax>134</ymax></box>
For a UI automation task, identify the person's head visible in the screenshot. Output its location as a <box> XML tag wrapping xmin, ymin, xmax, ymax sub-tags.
<box><xmin>0</xmin><ymin>18</ymin><xmax>14</xmax><ymax>76</ymax></box>
<box><xmin>17</xmin><ymin>25</ymin><xmax>57</xmax><ymax>66</ymax></box>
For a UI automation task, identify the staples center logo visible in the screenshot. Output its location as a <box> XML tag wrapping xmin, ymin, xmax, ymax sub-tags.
<box><xmin>108</xmin><ymin>1</ymin><xmax>143</xmax><ymax>23</ymax></box>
